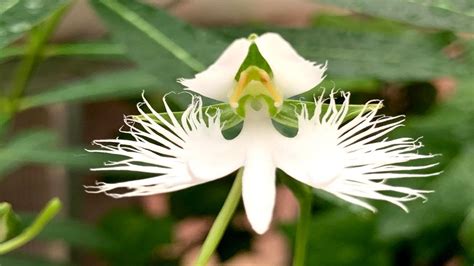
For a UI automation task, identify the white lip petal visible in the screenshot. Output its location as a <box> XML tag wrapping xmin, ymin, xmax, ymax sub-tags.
<box><xmin>178</xmin><ymin>38</ymin><xmax>250</xmax><ymax>101</ymax></box>
<box><xmin>234</xmin><ymin>107</ymin><xmax>282</xmax><ymax>234</ymax></box>
<box><xmin>255</xmin><ymin>32</ymin><xmax>327</xmax><ymax>98</ymax></box>
<box><xmin>274</xmin><ymin>91</ymin><xmax>438</xmax><ymax>211</ymax></box>
<box><xmin>86</xmin><ymin>94</ymin><xmax>243</xmax><ymax>197</ymax></box>
<box><xmin>242</xmin><ymin>148</ymin><xmax>277</xmax><ymax>234</ymax></box>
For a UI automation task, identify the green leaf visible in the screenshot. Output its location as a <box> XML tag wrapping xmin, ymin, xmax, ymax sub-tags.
<box><xmin>17</xmin><ymin>148</ymin><xmax>112</xmax><ymax>169</ymax></box>
<box><xmin>8</xmin><ymin>3</ymin><xmax>69</xmax><ymax>115</ymax></box>
<box><xmin>273</xmin><ymin>99</ymin><xmax>381</xmax><ymax>128</ymax></box>
<box><xmin>0</xmin><ymin>130</ymin><xmax>55</xmax><ymax>178</ymax></box>
<box><xmin>0</xmin><ymin>203</ymin><xmax>21</xmax><ymax>242</ymax></box>
<box><xmin>0</xmin><ymin>0</ymin><xmax>70</xmax><ymax>49</ymax></box>
<box><xmin>136</xmin><ymin>102</ymin><xmax>243</xmax><ymax>131</ymax></box>
<box><xmin>0</xmin><ymin>42</ymin><xmax>126</xmax><ymax>62</ymax></box>
<box><xmin>317</xmin><ymin>0</ymin><xmax>474</xmax><ymax>32</ymax></box>
<box><xmin>90</xmin><ymin>0</ymin><xmax>228</xmax><ymax>93</ymax></box>
<box><xmin>19</xmin><ymin>70</ymin><xmax>159</xmax><ymax>109</ymax></box>
<box><xmin>0</xmin><ymin>130</ymin><xmax>109</xmax><ymax>177</ymax></box>
<box><xmin>460</xmin><ymin>206</ymin><xmax>474</xmax><ymax>257</ymax></box>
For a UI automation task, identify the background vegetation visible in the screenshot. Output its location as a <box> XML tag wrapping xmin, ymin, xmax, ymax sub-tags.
<box><xmin>0</xmin><ymin>0</ymin><xmax>473</xmax><ymax>265</ymax></box>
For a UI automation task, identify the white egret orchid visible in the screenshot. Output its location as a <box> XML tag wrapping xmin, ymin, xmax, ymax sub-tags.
<box><xmin>87</xmin><ymin>33</ymin><xmax>438</xmax><ymax>234</ymax></box>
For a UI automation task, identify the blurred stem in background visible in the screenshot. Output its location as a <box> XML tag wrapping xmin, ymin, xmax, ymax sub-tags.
<box><xmin>0</xmin><ymin>2</ymin><xmax>69</xmax><ymax>256</ymax></box>
<box><xmin>293</xmin><ymin>188</ymin><xmax>312</xmax><ymax>266</ymax></box>
<box><xmin>195</xmin><ymin>169</ymin><xmax>243</xmax><ymax>266</ymax></box>
<box><xmin>280</xmin><ymin>173</ymin><xmax>313</xmax><ymax>266</ymax></box>
<box><xmin>6</xmin><ymin>4</ymin><xmax>69</xmax><ymax>118</ymax></box>
<box><xmin>0</xmin><ymin>198</ymin><xmax>62</xmax><ymax>255</ymax></box>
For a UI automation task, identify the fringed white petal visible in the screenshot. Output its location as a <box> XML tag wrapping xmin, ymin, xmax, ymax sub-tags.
<box><xmin>178</xmin><ymin>38</ymin><xmax>250</xmax><ymax>101</ymax></box>
<box><xmin>255</xmin><ymin>33</ymin><xmax>327</xmax><ymax>98</ymax></box>
<box><xmin>86</xmin><ymin>94</ymin><xmax>243</xmax><ymax>198</ymax></box>
<box><xmin>274</xmin><ymin>91</ymin><xmax>439</xmax><ymax>211</ymax></box>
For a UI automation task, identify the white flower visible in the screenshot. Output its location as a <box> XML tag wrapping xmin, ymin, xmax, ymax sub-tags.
<box><xmin>87</xmin><ymin>33</ymin><xmax>438</xmax><ymax>234</ymax></box>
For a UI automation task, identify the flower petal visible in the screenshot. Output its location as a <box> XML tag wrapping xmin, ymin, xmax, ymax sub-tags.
<box><xmin>242</xmin><ymin>148</ymin><xmax>276</xmax><ymax>234</ymax></box>
<box><xmin>86</xmin><ymin>94</ymin><xmax>244</xmax><ymax>197</ymax></box>
<box><xmin>178</xmin><ymin>38</ymin><xmax>250</xmax><ymax>101</ymax></box>
<box><xmin>236</xmin><ymin>108</ymin><xmax>281</xmax><ymax>234</ymax></box>
<box><xmin>274</xmin><ymin>91</ymin><xmax>438</xmax><ymax>211</ymax></box>
<box><xmin>255</xmin><ymin>33</ymin><xmax>327</xmax><ymax>98</ymax></box>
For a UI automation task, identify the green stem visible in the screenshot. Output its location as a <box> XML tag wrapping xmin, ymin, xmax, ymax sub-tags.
<box><xmin>0</xmin><ymin>198</ymin><xmax>62</xmax><ymax>255</ymax></box>
<box><xmin>7</xmin><ymin>4</ymin><xmax>69</xmax><ymax>114</ymax></box>
<box><xmin>195</xmin><ymin>169</ymin><xmax>243</xmax><ymax>266</ymax></box>
<box><xmin>293</xmin><ymin>189</ymin><xmax>312</xmax><ymax>266</ymax></box>
<box><xmin>278</xmin><ymin>172</ymin><xmax>313</xmax><ymax>266</ymax></box>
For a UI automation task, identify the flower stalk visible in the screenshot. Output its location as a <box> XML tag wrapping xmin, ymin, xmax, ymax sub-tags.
<box><xmin>195</xmin><ymin>169</ymin><xmax>243</xmax><ymax>266</ymax></box>
<box><xmin>279</xmin><ymin>173</ymin><xmax>313</xmax><ymax>266</ymax></box>
<box><xmin>293</xmin><ymin>188</ymin><xmax>312</xmax><ymax>266</ymax></box>
<box><xmin>0</xmin><ymin>198</ymin><xmax>62</xmax><ymax>255</ymax></box>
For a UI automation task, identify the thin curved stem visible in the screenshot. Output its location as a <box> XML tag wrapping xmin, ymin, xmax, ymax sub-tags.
<box><xmin>195</xmin><ymin>169</ymin><xmax>243</xmax><ymax>266</ymax></box>
<box><xmin>0</xmin><ymin>198</ymin><xmax>62</xmax><ymax>255</ymax></box>
<box><xmin>278</xmin><ymin>172</ymin><xmax>313</xmax><ymax>266</ymax></box>
<box><xmin>293</xmin><ymin>189</ymin><xmax>312</xmax><ymax>266</ymax></box>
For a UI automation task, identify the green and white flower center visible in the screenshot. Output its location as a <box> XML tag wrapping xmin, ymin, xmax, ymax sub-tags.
<box><xmin>229</xmin><ymin>66</ymin><xmax>283</xmax><ymax>110</ymax></box>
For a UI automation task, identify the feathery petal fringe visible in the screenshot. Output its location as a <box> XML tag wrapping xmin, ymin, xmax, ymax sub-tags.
<box><xmin>85</xmin><ymin>93</ymin><xmax>226</xmax><ymax>198</ymax></box>
<box><xmin>287</xmin><ymin>91</ymin><xmax>439</xmax><ymax>212</ymax></box>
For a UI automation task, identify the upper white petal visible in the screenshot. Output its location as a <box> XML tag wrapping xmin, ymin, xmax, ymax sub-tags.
<box><xmin>273</xmin><ymin>91</ymin><xmax>438</xmax><ymax>211</ymax></box>
<box><xmin>179</xmin><ymin>32</ymin><xmax>326</xmax><ymax>102</ymax></box>
<box><xmin>86</xmin><ymin>94</ymin><xmax>244</xmax><ymax>197</ymax></box>
<box><xmin>255</xmin><ymin>33</ymin><xmax>327</xmax><ymax>98</ymax></box>
<box><xmin>178</xmin><ymin>38</ymin><xmax>250</xmax><ymax>101</ymax></box>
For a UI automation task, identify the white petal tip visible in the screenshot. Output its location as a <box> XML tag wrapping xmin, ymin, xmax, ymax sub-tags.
<box><xmin>252</xmin><ymin>223</ymin><xmax>270</xmax><ymax>235</ymax></box>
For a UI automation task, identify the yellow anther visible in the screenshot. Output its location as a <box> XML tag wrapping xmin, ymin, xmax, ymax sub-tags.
<box><xmin>229</xmin><ymin>67</ymin><xmax>283</xmax><ymax>109</ymax></box>
<box><xmin>230</xmin><ymin>70</ymin><xmax>250</xmax><ymax>108</ymax></box>
<box><xmin>257</xmin><ymin>69</ymin><xmax>283</xmax><ymax>108</ymax></box>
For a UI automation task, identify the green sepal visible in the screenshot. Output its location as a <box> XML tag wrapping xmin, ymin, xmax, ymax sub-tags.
<box><xmin>0</xmin><ymin>203</ymin><xmax>21</xmax><ymax>243</ymax></box>
<box><xmin>135</xmin><ymin>103</ymin><xmax>243</xmax><ymax>131</ymax></box>
<box><xmin>234</xmin><ymin>42</ymin><xmax>272</xmax><ymax>81</ymax></box>
<box><xmin>273</xmin><ymin>99</ymin><xmax>382</xmax><ymax>128</ymax></box>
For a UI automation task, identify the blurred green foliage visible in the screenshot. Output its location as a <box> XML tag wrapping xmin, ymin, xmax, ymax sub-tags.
<box><xmin>0</xmin><ymin>0</ymin><xmax>473</xmax><ymax>265</ymax></box>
